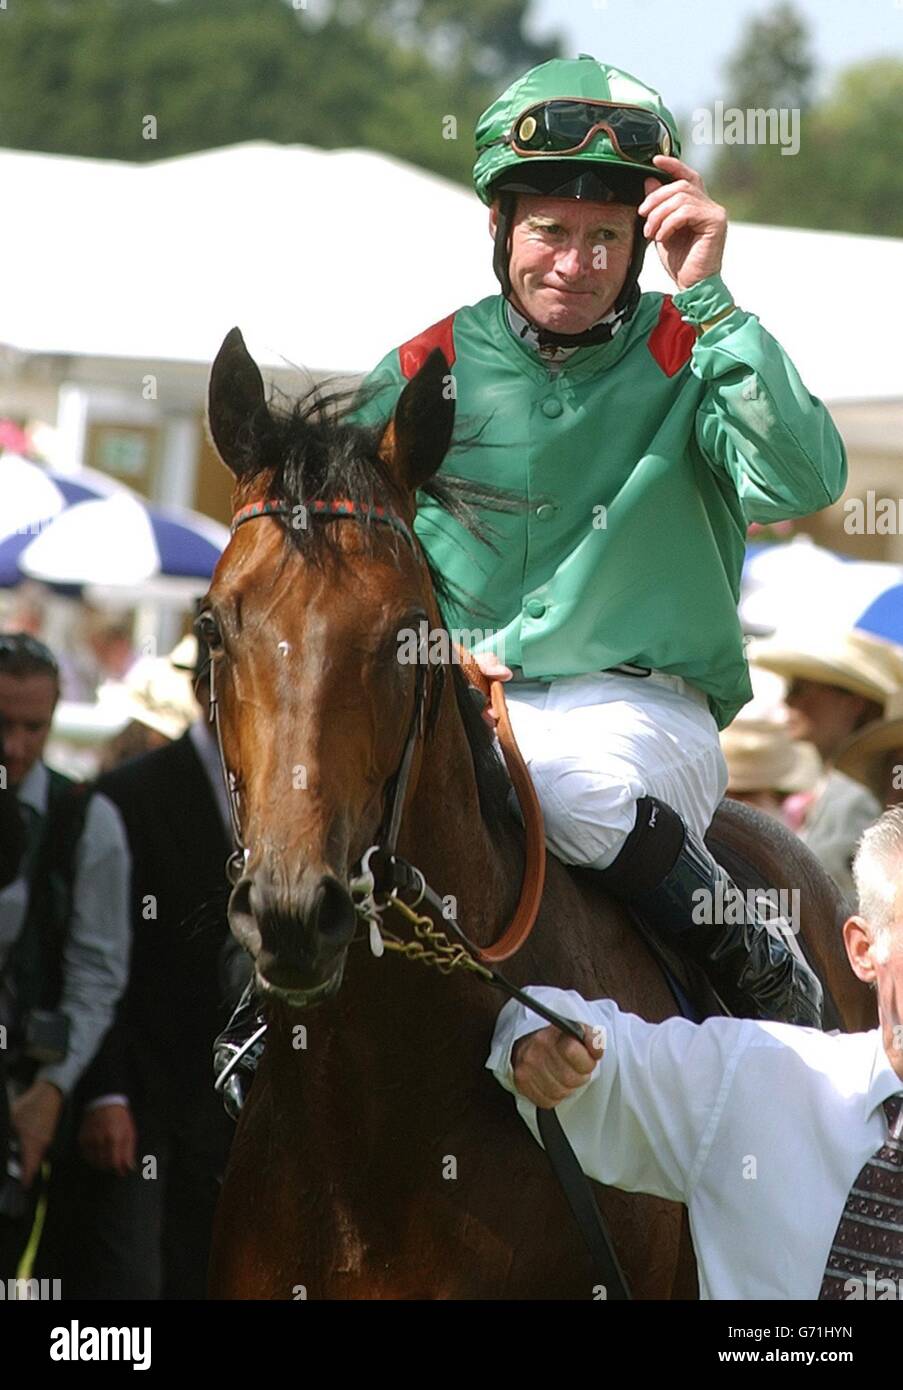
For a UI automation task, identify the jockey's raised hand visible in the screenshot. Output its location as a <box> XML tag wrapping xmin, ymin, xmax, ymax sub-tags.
<box><xmin>639</xmin><ymin>153</ymin><xmax>727</xmax><ymax>290</ymax></box>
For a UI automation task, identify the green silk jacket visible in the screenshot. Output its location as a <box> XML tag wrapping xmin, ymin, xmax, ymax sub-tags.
<box><xmin>348</xmin><ymin>274</ymin><xmax>846</xmax><ymax>728</ymax></box>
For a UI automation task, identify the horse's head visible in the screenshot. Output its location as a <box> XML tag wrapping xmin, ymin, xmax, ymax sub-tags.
<box><xmin>202</xmin><ymin>328</ymin><xmax>460</xmax><ymax>1006</ymax></box>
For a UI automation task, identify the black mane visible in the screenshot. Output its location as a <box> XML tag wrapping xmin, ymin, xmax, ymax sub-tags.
<box><xmin>233</xmin><ymin>377</ymin><xmax>518</xmax><ymax>576</ymax></box>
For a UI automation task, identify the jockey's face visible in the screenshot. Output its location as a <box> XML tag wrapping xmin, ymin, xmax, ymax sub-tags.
<box><xmin>490</xmin><ymin>193</ymin><xmax>635</xmax><ymax>335</ymax></box>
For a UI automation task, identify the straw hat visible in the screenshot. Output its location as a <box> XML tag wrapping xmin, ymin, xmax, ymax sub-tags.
<box><xmin>748</xmin><ymin>627</ymin><xmax>903</xmax><ymax>707</ymax></box>
<box><xmin>98</xmin><ymin>652</ymin><xmax>197</xmax><ymax>741</ymax></box>
<box><xmin>835</xmin><ymin>688</ymin><xmax>903</xmax><ymax>801</ymax></box>
<box><xmin>721</xmin><ymin>717</ymin><xmax>822</xmax><ymax>795</ymax></box>
<box><xmin>168</xmin><ymin>633</ymin><xmax>198</xmax><ymax>673</ymax></box>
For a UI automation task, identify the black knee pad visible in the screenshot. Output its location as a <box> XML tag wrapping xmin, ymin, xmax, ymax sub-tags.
<box><xmin>597</xmin><ymin>796</ymin><xmax>686</xmax><ymax>896</ymax></box>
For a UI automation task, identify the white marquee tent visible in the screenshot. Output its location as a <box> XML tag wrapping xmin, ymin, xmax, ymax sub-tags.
<box><xmin>1</xmin><ymin>140</ymin><xmax>901</xmax><ymax>400</ymax></box>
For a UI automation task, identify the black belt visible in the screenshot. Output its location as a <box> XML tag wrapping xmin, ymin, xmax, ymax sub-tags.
<box><xmin>606</xmin><ymin>663</ymin><xmax>652</xmax><ymax>678</ymax></box>
<box><xmin>506</xmin><ymin>663</ymin><xmax>652</xmax><ymax>681</ymax></box>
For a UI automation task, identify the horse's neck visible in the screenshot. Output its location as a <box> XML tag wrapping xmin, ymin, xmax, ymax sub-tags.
<box><xmin>261</xmin><ymin>677</ymin><xmax>526</xmax><ymax>1143</ymax></box>
<box><xmin>396</xmin><ymin>680</ymin><xmax>523</xmax><ymax>951</ymax></box>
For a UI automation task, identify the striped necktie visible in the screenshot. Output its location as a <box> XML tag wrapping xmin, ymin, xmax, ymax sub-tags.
<box><xmin>819</xmin><ymin>1093</ymin><xmax>903</xmax><ymax>1300</ymax></box>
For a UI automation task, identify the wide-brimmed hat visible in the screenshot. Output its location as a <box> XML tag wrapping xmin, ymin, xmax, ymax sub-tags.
<box><xmin>168</xmin><ymin>633</ymin><xmax>198</xmax><ymax>673</ymax></box>
<box><xmin>748</xmin><ymin>628</ymin><xmax>903</xmax><ymax>707</ymax></box>
<box><xmin>835</xmin><ymin>688</ymin><xmax>903</xmax><ymax>801</ymax></box>
<box><xmin>721</xmin><ymin>717</ymin><xmax>822</xmax><ymax>795</ymax></box>
<box><xmin>98</xmin><ymin>652</ymin><xmax>197</xmax><ymax>741</ymax></box>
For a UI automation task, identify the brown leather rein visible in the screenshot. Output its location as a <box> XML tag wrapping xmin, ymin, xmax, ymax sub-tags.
<box><xmin>452</xmin><ymin>650</ymin><xmax>546</xmax><ymax>963</ymax></box>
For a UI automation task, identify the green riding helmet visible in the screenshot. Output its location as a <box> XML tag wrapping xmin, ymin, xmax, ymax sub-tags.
<box><xmin>473</xmin><ymin>55</ymin><xmax>682</xmax><ymax>345</ymax></box>
<box><xmin>473</xmin><ymin>54</ymin><xmax>681</xmax><ymax>205</ymax></box>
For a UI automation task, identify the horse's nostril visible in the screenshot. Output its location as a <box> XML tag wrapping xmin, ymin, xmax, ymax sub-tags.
<box><xmin>313</xmin><ymin>876</ymin><xmax>357</xmax><ymax>943</ymax></box>
<box><xmin>231</xmin><ymin>870</ymin><xmax>356</xmax><ymax>974</ymax></box>
<box><xmin>228</xmin><ymin>875</ymin><xmax>262</xmax><ymax>955</ymax></box>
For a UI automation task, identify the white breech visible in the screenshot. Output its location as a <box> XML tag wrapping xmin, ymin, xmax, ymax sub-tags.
<box><xmin>503</xmin><ymin>669</ymin><xmax>729</xmax><ymax>870</ymax></box>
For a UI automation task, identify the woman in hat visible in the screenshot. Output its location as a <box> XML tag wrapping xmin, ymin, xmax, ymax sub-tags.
<box><xmin>721</xmin><ymin>715</ymin><xmax>821</xmax><ymax>824</ymax></box>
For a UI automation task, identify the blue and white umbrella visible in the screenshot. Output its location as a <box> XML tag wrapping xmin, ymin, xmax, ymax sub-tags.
<box><xmin>740</xmin><ymin>537</ymin><xmax>903</xmax><ymax>637</ymax></box>
<box><xmin>855</xmin><ymin>584</ymin><xmax>903</xmax><ymax>649</ymax></box>
<box><xmin>0</xmin><ymin>454</ymin><xmax>124</xmax><ymax>587</ymax></box>
<box><xmin>17</xmin><ymin>491</ymin><xmax>229</xmax><ymax>587</ymax></box>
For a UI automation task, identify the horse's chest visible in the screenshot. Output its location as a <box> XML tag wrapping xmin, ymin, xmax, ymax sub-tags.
<box><xmin>311</xmin><ymin>1188</ymin><xmax>518</xmax><ymax>1299</ymax></box>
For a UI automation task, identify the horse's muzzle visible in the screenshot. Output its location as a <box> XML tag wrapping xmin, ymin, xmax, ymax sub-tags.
<box><xmin>227</xmin><ymin>866</ymin><xmax>357</xmax><ymax>999</ymax></box>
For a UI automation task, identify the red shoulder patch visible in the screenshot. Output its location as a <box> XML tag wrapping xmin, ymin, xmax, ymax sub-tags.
<box><xmin>647</xmin><ymin>296</ymin><xmax>696</xmax><ymax>377</ymax></box>
<box><xmin>398</xmin><ymin>311</ymin><xmax>457</xmax><ymax>380</ymax></box>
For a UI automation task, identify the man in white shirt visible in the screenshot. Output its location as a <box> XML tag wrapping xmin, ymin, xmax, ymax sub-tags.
<box><xmin>487</xmin><ymin>805</ymin><xmax>903</xmax><ymax>1300</ymax></box>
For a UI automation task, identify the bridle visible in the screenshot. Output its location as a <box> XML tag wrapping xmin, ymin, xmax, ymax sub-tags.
<box><xmin>207</xmin><ymin>496</ymin><xmax>430</xmax><ymax>893</ymax></box>
<box><xmin>206</xmin><ymin>491</ymin><xmax>631</xmax><ymax>1299</ymax></box>
<box><xmin>210</xmin><ymin>494</ymin><xmax>538</xmax><ymax>966</ymax></box>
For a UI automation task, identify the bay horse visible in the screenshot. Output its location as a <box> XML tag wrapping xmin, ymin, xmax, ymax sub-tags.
<box><xmin>204</xmin><ymin>327</ymin><xmax>874</xmax><ymax>1300</ymax></box>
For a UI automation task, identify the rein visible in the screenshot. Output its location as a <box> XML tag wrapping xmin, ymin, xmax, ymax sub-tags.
<box><xmin>213</xmin><ymin>493</ymin><xmax>631</xmax><ymax>1299</ymax></box>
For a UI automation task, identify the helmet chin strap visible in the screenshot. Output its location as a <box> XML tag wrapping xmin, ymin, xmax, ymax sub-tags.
<box><xmin>493</xmin><ymin>193</ymin><xmax>647</xmax><ymax>349</ymax></box>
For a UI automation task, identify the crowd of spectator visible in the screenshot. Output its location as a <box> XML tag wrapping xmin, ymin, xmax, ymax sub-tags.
<box><xmin>0</xmin><ymin>620</ymin><xmax>246</xmax><ymax>1297</ymax></box>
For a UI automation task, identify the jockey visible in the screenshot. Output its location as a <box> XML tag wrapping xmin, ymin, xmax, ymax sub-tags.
<box><xmin>214</xmin><ymin>54</ymin><xmax>845</xmax><ymax>1115</ymax></box>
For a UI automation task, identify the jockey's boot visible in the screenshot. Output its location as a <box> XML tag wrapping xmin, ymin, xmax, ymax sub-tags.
<box><xmin>597</xmin><ymin>796</ymin><xmax>823</xmax><ymax>1028</ymax></box>
<box><xmin>212</xmin><ymin>979</ymin><xmax>267</xmax><ymax>1121</ymax></box>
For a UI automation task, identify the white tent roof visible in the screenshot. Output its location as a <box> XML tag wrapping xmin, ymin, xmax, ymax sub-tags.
<box><xmin>2</xmin><ymin>141</ymin><xmax>901</xmax><ymax>398</ymax></box>
<box><xmin>639</xmin><ymin>221</ymin><xmax>903</xmax><ymax>405</ymax></box>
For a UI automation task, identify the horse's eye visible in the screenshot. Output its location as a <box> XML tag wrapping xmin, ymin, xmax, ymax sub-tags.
<box><xmin>195</xmin><ymin>611</ymin><xmax>223</xmax><ymax>651</ymax></box>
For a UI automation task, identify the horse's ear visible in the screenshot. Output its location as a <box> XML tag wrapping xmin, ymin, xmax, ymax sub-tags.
<box><xmin>380</xmin><ymin>347</ymin><xmax>455</xmax><ymax>495</ymax></box>
<box><xmin>207</xmin><ymin>327</ymin><xmax>269</xmax><ymax>477</ymax></box>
